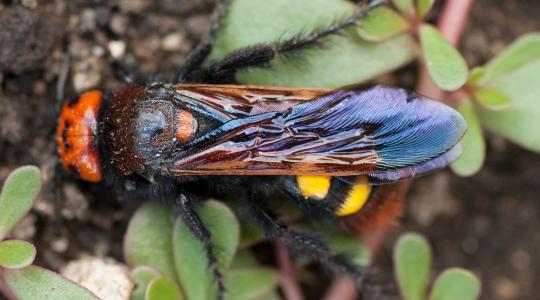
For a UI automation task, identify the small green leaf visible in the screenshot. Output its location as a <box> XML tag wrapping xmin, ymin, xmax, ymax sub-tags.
<box><xmin>0</xmin><ymin>240</ymin><xmax>36</xmax><ymax>269</ymax></box>
<box><xmin>429</xmin><ymin>268</ymin><xmax>481</xmax><ymax>300</ymax></box>
<box><xmin>257</xmin><ymin>293</ymin><xmax>282</xmax><ymax>300</ymax></box>
<box><xmin>416</xmin><ymin>0</ymin><xmax>435</xmax><ymax>18</ymax></box>
<box><xmin>173</xmin><ymin>200</ymin><xmax>239</xmax><ymax>300</ymax></box>
<box><xmin>230</xmin><ymin>249</ymin><xmax>260</xmax><ymax>270</ymax></box>
<box><xmin>4</xmin><ymin>266</ymin><xmax>99</xmax><ymax>300</ymax></box>
<box><xmin>474</xmin><ymin>88</ymin><xmax>511</xmax><ymax>110</ymax></box>
<box><xmin>124</xmin><ymin>202</ymin><xmax>177</xmax><ymax>278</ymax></box>
<box><xmin>450</xmin><ymin>98</ymin><xmax>485</xmax><ymax>177</ymax></box>
<box><xmin>479</xmin><ymin>33</ymin><xmax>540</xmax><ymax>84</ymax></box>
<box><xmin>225</xmin><ymin>269</ymin><xmax>279</xmax><ymax>300</ymax></box>
<box><xmin>0</xmin><ymin>166</ymin><xmax>41</xmax><ymax>241</ymax></box>
<box><xmin>420</xmin><ymin>24</ymin><xmax>469</xmax><ymax>91</ymax></box>
<box><xmin>210</xmin><ymin>0</ymin><xmax>415</xmax><ymax>87</ymax></box>
<box><xmin>394</xmin><ymin>233</ymin><xmax>431</xmax><ymax>300</ymax></box>
<box><xmin>357</xmin><ymin>6</ymin><xmax>410</xmax><ymax>42</ymax></box>
<box><xmin>131</xmin><ymin>266</ymin><xmax>160</xmax><ymax>300</ymax></box>
<box><xmin>145</xmin><ymin>276</ymin><xmax>184</xmax><ymax>300</ymax></box>
<box><xmin>392</xmin><ymin>0</ymin><xmax>414</xmax><ymax>15</ymax></box>
<box><xmin>467</xmin><ymin>67</ymin><xmax>486</xmax><ymax>85</ymax></box>
<box><xmin>478</xmin><ymin>44</ymin><xmax>540</xmax><ymax>152</ymax></box>
<box><xmin>238</xmin><ymin>218</ymin><xmax>264</xmax><ymax>248</ymax></box>
<box><xmin>326</xmin><ymin>229</ymin><xmax>370</xmax><ymax>267</ymax></box>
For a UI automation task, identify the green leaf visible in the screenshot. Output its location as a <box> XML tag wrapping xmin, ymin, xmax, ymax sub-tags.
<box><xmin>131</xmin><ymin>266</ymin><xmax>160</xmax><ymax>300</ymax></box>
<box><xmin>450</xmin><ymin>98</ymin><xmax>485</xmax><ymax>177</ymax></box>
<box><xmin>257</xmin><ymin>293</ymin><xmax>282</xmax><ymax>300</ymax></box>
<box><xmin>429</xmin><ymin>268</ymin><xmax>481</xmax><ymax>300</ymax></box>
<box><xmin>416</xmin><ymin>0</ymin><xmax>434</xmax><ymax>19</ymax></box>
<box><xmin>238</xmin><ymin>217</ymin><xmax>264</xmax><ymax>248</ymax></box>
<box><xmin>392</xmin><ymin>0</ymin><xmax>414</xmax><ymax>15</ymax></box>
<box><xmin>0</xmin><ymin>240</ymin><xmax>36</xmax><ymax>269</ymax></box>
<box><xmin>145</xmin><ymin>276</ymin><xmax>184</xmax><ymax>300</ymax></box>
<box><xmin>394</xmin><ymin>233</ymin><xmax>431</xmax><ymax>300</ymax></box>
<box><xmin>4</xmin><ymin>266</ymin><xmax>99</xmax><ymax>300</ymax></box>
<box><xmin>357</xmin><ymin>6</ymin><xmax>410</xmax><ymax>42</ymax></box>
<box><xmin>326</xmin><ymin>229</ymin><xmax>370</xmax><ymax>267</ymax></box>
<box><xmin>173</xmin><ymin>200</ymin><xmax>239</xmax><ymax>300</ymax></box>
<box><xmin>420</xmin><ymin>24</ymin><xmax>469</xmax><ymax>91</ymax></box>
<box><xmin>478</xmin><ymin>48</ymin><xmax>540</xmax><ymax>152</ymax></box>
<box><xmin>467</xmin><ymin>67</ymin><xmax>486</xmax><ymax>85</ymax></box>
<box><xmin>230</xmin><ymin>249</ymin><xmax>260</xmax><ymax>270</ymax></box>
<box><xmin>124</xmin><ymin>202</ymin><xmax>177</xmax><ymax>278</ymax></box>
<box><xmin>474</xmin><ymin>88</ymin><xmax>511</xmax><ymax>110</ymax></box>
<box><xmin>0</xmin><ymin>166</ymin><xmax>41</xmax><ymax>241</ymax></box>
<box><xmin>210</xmin><ymin>0</ymin><xmax>415</xmax><ymax>87</ymax></box>
<box><xmin>225</xmin><ymin>269</ymin><xmax>279</xmax><ymax>300</ymax></box>
<box><xmin>479</xmin><ymin>33</ymin><xmax>540</xmax><ymax>84</ymax></box>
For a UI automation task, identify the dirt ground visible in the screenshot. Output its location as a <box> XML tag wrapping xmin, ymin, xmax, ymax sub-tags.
<box><xmin>0</xmin><ymin>0</ymin><xmax>539</xmax><ymax>299</ymax></box>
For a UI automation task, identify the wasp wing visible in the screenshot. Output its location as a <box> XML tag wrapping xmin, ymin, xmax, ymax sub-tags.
<box><xmin>165</xmin><ymin>85</ymin><xmax>466</xmax><ymax>181</ymax></box>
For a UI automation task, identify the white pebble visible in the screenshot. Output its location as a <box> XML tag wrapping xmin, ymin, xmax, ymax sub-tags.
<box><xmin>109</xmin><ymin>40</ymin><xmax>127</xmax><ymax>60</ymax></box>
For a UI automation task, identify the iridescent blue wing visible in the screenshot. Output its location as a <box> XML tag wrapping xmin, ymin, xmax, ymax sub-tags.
<box><xmin>167</xmin><ymin>85</ymin><xmax>466</xmax><ymax>182</ymax></box>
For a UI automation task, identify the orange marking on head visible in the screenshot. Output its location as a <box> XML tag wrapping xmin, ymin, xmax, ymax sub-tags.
<box><xmin>176</xmin><ymin>110</ymin><xmax>197</xmax><ymax>142</ymax></box>
<box><xmin>56</xmin><ymin>90</ymin><xmax>103</xmax><ymax>182</ymax></box>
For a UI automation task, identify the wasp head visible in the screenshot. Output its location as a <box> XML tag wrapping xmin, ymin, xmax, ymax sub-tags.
<box><xmin>56</xmin><ymin>90</ymin><xmax>104</xmax><ymax>182</ymax></box>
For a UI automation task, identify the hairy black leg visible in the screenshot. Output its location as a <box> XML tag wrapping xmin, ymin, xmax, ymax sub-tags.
<box><xmin>175</xmin><ymin>194</ymin><xmax>225</xmax><ymax>300</ymax></box>
<box><xmin>239</xmin><ymin>193</ymin><xmax>364</xmax><ymax>280</ymax></box>
<box><xmin>201</xmin><ymin>0</ymin><xmax>385</xmax><ymax>83</ymax></box>
<box><xmin>176</xmin><ymin>0</ymin><xmax>232</xmax><ymax>82</ymax></box>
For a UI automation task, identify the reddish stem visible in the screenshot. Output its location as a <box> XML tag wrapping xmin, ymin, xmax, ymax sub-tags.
<box><xmin>437</xmin><ymin>0</ymin><xmax>475</xmax><ymax>47</ymax></box>
<box><xmin>323</xmin><ymin>276</ymin><xmax>357</xmax><ymax>300</ymax></box>
<box><xmin>274</xmin><ymin>239</ymin><xmax>304</xmax><ymax>300</ymax></box>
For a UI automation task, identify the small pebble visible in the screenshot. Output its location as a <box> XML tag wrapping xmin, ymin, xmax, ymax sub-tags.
<box><xmin>494</xmin><ymin>277</ymin><xmax>519</xmax><ymax>300</ymax></box>
<box><xmin>79</xmin><ymin>9</ymin><xmax>97</xmax><ymax>33</ymax></box>
<box><xmin>51</xmin><ymin>236</ymin><xmax>69</xmax><ymax>253</ymax></box>
<box><xmin>109</xmin><ymin>40</ymin><xmax>127</xmax><ymax>60</ymax></box>
<box><xmin>62</xmin><ymin>257</ymin><xmax>134</xmax><ymax>300</ymax></box>
<box><xmin>110</xmin><ymin>14</ymin><xmax>128</xmax><ymax>35</ymax></box>
<box><xmin>119</xmin><ymin>0</ymin><xmax>151</xmax><ymax>13</ymax></box>
<box><xmin>21</xmin><ymin>0</ymin><xmax>38</xmax><ymax>9</ymax></box>
<box><xmin>92</xmin><ymin>45</ymin><xmax>105</xmax><ymax>57</ymax></box>
<box><xmin>162</xmin><ymin>32</ymin><xmax>185</xmax><ymax>51</ymax></box>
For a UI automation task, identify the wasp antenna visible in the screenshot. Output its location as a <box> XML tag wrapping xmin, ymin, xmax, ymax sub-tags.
<box><xmin>176</xmin><ymin>0</ymin><xmax>234</xmax><ymax>82</ymax></box>
<box><xmin>52</xmin><ymin>157</ymin><xmax>65</xmax><ymax>237</ymax></box>
<box><xmin>55</xmin><ymin>52</ymin><xmax>70</xmax><ymax>115</ymax></box>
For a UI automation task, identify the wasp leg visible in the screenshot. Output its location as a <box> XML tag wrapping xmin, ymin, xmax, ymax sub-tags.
<box><xmin>200</xmin><ymin>0</ymin><xmax>384</xmax><ymax>84</ymax></box>
<box><xmin>175</xmin><ymin>194</ymin><xmax>226</xmax><ymax>300</ymax></box>
<box><xmin>240</xmin><ymin>194</ymin><xmax>364</xmax><ymax>280</ymax></box>
<box><xmin>176</xmin><ymin>0</ymin><xmax>232</xmax><ymax>82</ymax></box>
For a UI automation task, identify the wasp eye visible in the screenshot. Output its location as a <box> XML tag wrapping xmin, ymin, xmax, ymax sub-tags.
<box><xmin>136</xmin><ymin>110</ymin><xmax>167</xmax><ymax>141</ymax></box>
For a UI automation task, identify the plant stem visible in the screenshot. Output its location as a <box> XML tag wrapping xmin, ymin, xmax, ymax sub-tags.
<box><xmin>437</xmin><ymin>0</ymin><xmax>475</xmax><ymax>47</ymax></box>
<box><xmin>323</xmin><ymin>276</ymin><xmax>357</xmax><ymax>300</ymax></box>
<box><xmin>274</xmin><ymin>239</ymin><xmax>304</xmax><ymax>300</ymax></box>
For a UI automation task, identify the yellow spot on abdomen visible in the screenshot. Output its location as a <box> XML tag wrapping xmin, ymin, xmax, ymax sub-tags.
<box><xmin>336</xmin><ymin>177</ymin><xmax>372</xmax><ymax>216</ymax></box>
<box><xmin>296</xmin><ymin>175</ymin><xmax>331</xmax><ymax>199</ymax></box>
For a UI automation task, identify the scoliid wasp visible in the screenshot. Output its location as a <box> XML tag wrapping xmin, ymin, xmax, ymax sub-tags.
<box><xmin>55</xmin><ymin>0</ymin><xmax>467</xmax><ymax>298</ymax></box>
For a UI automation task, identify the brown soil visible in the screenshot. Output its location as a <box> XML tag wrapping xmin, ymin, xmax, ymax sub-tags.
<box><xmin>0</xmin><ymin>0</ymin><xmax>539</xmax><ymax>299</ymax></box>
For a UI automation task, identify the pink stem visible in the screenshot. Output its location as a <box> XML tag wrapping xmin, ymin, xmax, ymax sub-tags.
<box><xmin>437</xmin><ymin>0</ymin><xmax>475</xmax><ymax>47</ymax></box>
<box><xmin>274</xmin><ymin>239</ymin><xmax>304</xmax><ymax>300</ymax></box>
<box><xmin>322</xmin><ymin>276</ymin><xmax>357</xmax><ymax>300</ymax></box>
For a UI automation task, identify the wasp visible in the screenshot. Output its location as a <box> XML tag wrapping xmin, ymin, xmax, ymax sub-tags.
<box><xmin>55</xmin><ymin>0</ymin><xmax>466</xmax><ymax>298</ymax></box>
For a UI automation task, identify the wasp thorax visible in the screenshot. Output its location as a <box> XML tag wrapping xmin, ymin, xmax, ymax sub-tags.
<box><xmin>105</xmin><ymin>85</ymin><xmax>198</xmax><ymax>177</ymax></box>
